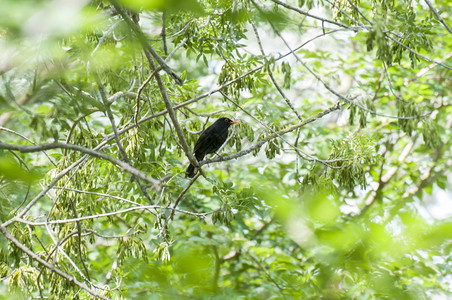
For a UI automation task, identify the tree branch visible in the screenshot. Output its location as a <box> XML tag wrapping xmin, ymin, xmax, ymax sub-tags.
<box><xmin>0</xmin><ymin>142</ymin><xmax>161</xmax><ymax>190</ymax></box>
<box><xmin>424</xmin><ymin>0</ymin><xmax>452</xmax><ymax>35</ymax></box>
<box><xmin>220</xmin><ymin>92</ymin><xmax>347</xmax><ymax>168</ymax></box>
<box><xmin>16</xmin><ymin>204</ymin><xmax>214</xmax><ymax>226</ymax></box>
<box><xmin>169</xmin><ymin>173</ymin><xmax>201</xmax><ymax>221</ymax></box>
<box><xmin>110</xmin><ymin>1</ymin><xmax>183</xmax><ymax>85</ymax></box>
<box><xmin>0</xmin><ymin>126</ymin><xmax>57</xmax><ymax>166</ymax></box>
<box><xmin>250</xmin><ymin>20</ymin><xmax>303</xmax><ymax>121</ymax></box>
<box><xmin>106</xmin><ymin>31</ymin><xmax>347</xmax><ymax>146</ymax></box>
<box><xmin>385</xmin><ymin>32</ymin><xmax>452</xmax><ymax>70</ymax></box>
<box><xmin>200</xmin><ymin>101</ymin><xmax>342</xmax><ymax>166</ymax></box>
<box><xmin>270</xmin><ymin>0</ymin><xmax>366</xmax><ymax>30</ymax></box>
<box><xmin>0</xmin><ymin>225</ymin><xmax>109</xmax><ymax>300</ymax></box>
<box><xmin>110</xmin><ymin>1</ymin><xmax>199</xmax><ymax>172</ymax></box>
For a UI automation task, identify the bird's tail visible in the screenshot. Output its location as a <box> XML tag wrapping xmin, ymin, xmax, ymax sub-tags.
<box><xmin>185</xmin><ymin>154</ymin><xmax>204</xmax><ymax>178</ymax></box>
<box><xmin>186</xmin><ymin>164</ymin><xmax>196</xmax><ymax>178</ymax></box>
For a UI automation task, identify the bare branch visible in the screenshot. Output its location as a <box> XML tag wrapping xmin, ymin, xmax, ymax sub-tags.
<box><xmin>169</xmin><ymin>173</ymin><xmax>201</xmax><ymax>221</ymax></box>
<box><xmin>96</xmin><ymin>75</ymin><xmax>130</xmax><ymax>164</ymax></box>
<box><xmin>92</xmin><ymin>20</ymin><xmax>122</xmax><ymax>55</ymax></box>
<box><xmin>161</xmin><ymin>11</ymin><xmax>168</xmax><ymax>55</ymax></box>
<box><xmin>345</xmin><ymin>0</ymin><xmax>373</xmax><ymax>25</ymax></box>
<box><xmin>417</xmin><ymin>52</ymin><xmax>452</xmax><ymax>77</ymax></box>
<box><xmin>0</xmin><ymin>126</ymin><xmax>57</xmax><ymax>166</ymax></box>
<box><xmin>0</xmin><ymin>225</ymin><xmax>110</xmax><ymax>300</ymax></box>
<box><xmin>109</xmin><ymin>1</ymin><xmax>199</xmax><ymax>172</ymax></box>
<box><xmin>424</xmin><ymin>0</ymin><xmax>452</xmax><ymax>35</ymax></box>
<box><xmin>16</xmin><ymin>204</ymin><xmax>215</xmax><ymax>226</ymax></box>
<box><xmin>200</xmin><ymin>101</ymin><xmax>342</xmax><ymax>166</ymax></box>
<box><xmin>270</xmin><ymin>0</ymin><xmax>366</xmax><ymax>30</ymax></box>
<box><xmin>250</xmin><ymin>20</ymin><xmax>303</xmax><ymax>121</ymax></box>
<box><xmin>220</xmin><ymin>92</ymin><xmax>347</xmax><ymax>169</ymax></box>
<box><xmin>53</xmin><ymin>186</ymin><xmax>143</xmax><ymax>206</ymax></box>
<box><xmin>0</xmin><ymin>142</ymin><xmax>161</xmax><ymax>191</ymax></box>
<box><xmin>109</xmin><ymin>31</ymin><xmax>346</xmax><ymax>143</ymax></box>
<box><xmin>134</xmin><ymin>68</ymin><xmax>160</xmax><ymax>124</ymax></box>
<box><xmin>360</xmin><ymin>134</ymin><xmax>418</xmax><ymax>216</ymax></box>
<box><xmin>385</xmin><ymin>32</ymin><xmax>452</xmax><ymax>70</ymax></box>
<box><xmin>110</xmin><ymin>1</ymin><xmax>183</xmax><ymax>85</ymax></box>
<box><xmin>2</xmin><ymin>158</ymin><xmax>86</xmax><ymax>227</ymax></box>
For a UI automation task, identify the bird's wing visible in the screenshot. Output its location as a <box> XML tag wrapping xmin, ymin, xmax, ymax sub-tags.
<box><xmin>193</xmin><ymin>126</ymin><xmax>228</xmax><ymax>155</ymax></box>
<box><xmin>192</xmin><ymin>126</ymin><xmax>213</xmax><ymax>153</ymax></box>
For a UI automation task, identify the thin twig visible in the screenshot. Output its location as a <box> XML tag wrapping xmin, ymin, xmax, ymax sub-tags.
<box><xmin>169</xmin><ymin>173</ymin><xmax>201</xmax><ymax>221</ymax></box>
<box><xmin>16</xmin><ymin>203</ymin><xmax>214</xmax><ymax>226</ymax></box>
<box><xmin>201</xmin><ymin>101</ymin><xmax>342</xmax><ymax>166</ymax></box>
<box><xmin>0</xmin><ymin>126</ymin><xmax>56</xmax><ymax>166</ymax></box>
<box><xmin>246</xmin><ymin>252</ymin><xmax>286</xmax><ymax>297</ymax></box>
<box><xmin>134</xmin><ymin>68</ymin><xmax>161</xmax><ymax>125</ymax></box>
<box><xmin>161</xmin><ymin>11</ymin><xmax>168</xmax><ymax>55</ymax></box>
<box><xmin>250</xmin><ymin>20</ymin><xmax>303</xmax><ymax>121</ymax></box>
<box><xmin>385</xmin><ymin>32</ymin><xmax>452</xmax><ymax>70</ymax></box>
<box><xmin>345</xmin><ymin>0</ymin><xmax>373</xmax><ymax>25</ymax></box>
<box><xmin>96</xmin><ymin>75</ymin><xmax>130</xmax><ymax>164</ymax></box>
<box><xmin>0</xmin><ymin>225</ymin><xmax>109</xmax><ymax>300</ymax></box>
<box><xmin>69</xmin><ymin>200</ymin><xmax>92</xmax><ymax>281</ymax></box>
<box><xmin>220</xmin><ymin>92</ymin><xmax>344</xmax><ymax>168</ymax></box>
<box><xmin>0</xmin><ymin>142</ymin><xmax>161</xmax><ymax>194</ymax></box>
<box><xmin>271</xmin><ymin>0</ymin><xmax>363</xmax><ymax>30</ymax></box>
<box><xmin>110</xmin><ymin>1</ymin><xmax>183</xmax><ymax>85</ymax></box>
<box><xmin>424</xmin><ymin>0</ymin><xmax>452</xmax><ymax>35</ymax></box>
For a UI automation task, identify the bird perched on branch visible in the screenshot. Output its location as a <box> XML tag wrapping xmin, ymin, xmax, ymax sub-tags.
<box><xmin>186</xmin><ymin>117</ymin><xmax>240</xmax><ymax>178</ymax></box>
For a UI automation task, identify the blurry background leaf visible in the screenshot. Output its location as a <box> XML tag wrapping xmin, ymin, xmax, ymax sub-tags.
<box><xmin>0</xmin><ymin>0</ymin><xmax>451</xmax><ymax>298</ymax></box>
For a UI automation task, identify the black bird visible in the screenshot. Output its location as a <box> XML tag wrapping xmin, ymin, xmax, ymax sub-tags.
<box><xmin>186</xmin><ymin>117</ymin><xmax>240</xmax><ymax>178</ymax></box>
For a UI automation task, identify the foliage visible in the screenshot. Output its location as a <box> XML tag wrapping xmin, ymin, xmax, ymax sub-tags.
<box><xmin>0</xmin><ymin>0</ymin><xmax>451</xmax><ymax>299</ymax></box>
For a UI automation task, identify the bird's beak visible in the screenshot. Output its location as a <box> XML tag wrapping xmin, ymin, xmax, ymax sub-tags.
<box><xmin>230</xmin><ymin>120</ymin><xmax>240</xmax><ymax>124</ymax></box>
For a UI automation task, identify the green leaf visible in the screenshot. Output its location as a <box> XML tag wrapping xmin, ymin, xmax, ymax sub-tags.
<box><xmin>0</xmin><ymin>156</ymin><xmax>41</xmax><ymax>183</ymax></box>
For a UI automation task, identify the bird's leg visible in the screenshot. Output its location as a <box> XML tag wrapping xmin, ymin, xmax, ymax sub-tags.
<box><xmin>214</xmin><ymin>152</ymin><xmax>224</xmax><ymax>161</ymax></box>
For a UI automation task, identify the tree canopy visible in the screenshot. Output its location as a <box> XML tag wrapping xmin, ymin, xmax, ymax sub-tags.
<box><xmin>0</xmin><ymin>0</ymin><xmax>451</xmax><ymax>299</ymax></box>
